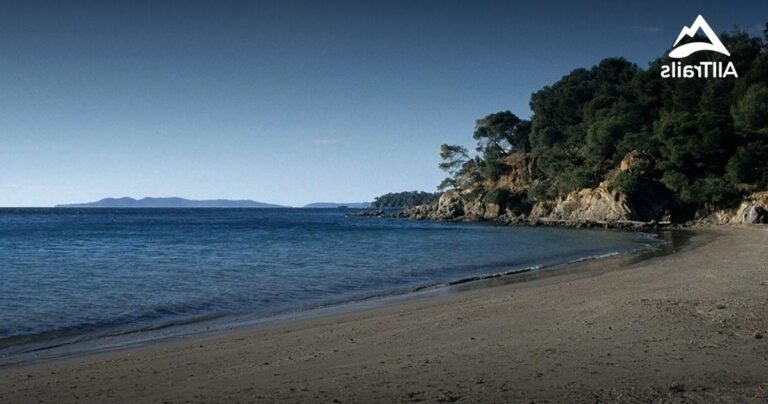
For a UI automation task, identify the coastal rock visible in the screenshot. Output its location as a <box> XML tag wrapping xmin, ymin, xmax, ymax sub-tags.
<box><xmin>730</xmin><ymin>191</ymin><xmax>768</xmax><ymax>224</ymax></box>
<box><xmin>483</xmin><ymin>202</ymin><xmax>502</xmax><ymax>219</ymax></box>
<box><xmin>398</xmin><ymin>204</ymin><xmax>434</xmax><ymax>220</ymax></box>
<box><xmin>529</xmin><ymin>201</ymin><xmax>554</xmax><ymax>218</ymax></box>
<box><xmin>431</xmin><ymin>191</ymin><xmax>464</xmax><ymax>220</ymax></box>
<box><xmin>398</xmin><ymin>191</ymin><xmax>466</xmax><ymax>221</ymax></box>
<box><xmin>696</xmin><ymin>209</ymin><xmax>735</xmax><ymax>225</ymax></box>
<box><xmin>745</xmin><ymin>206</ymin><xmax>767</xmax><ymax>224</ymax></box>
<box><xmin>400</xmin><ymin>186</ymin><xmax>655</xmax><ymax>227</ymax></box>
<box><xmin>350</xmin><ymin>209</ymin><xmax>386</xmax><ymax>217</ymax></box>
<box><xmin>493</xmin><ymin>153</ymin><xmax>534</xmax><ymax>193</ymax></box>
<box><xmin>463</xmin><ymin>199</ymin><xmax>502</xmax><ymax>220</ymax></box>
<box><xmin>694</xmin><ymin>191</ymin><xmax>768</xmax><ymax>225</ymax></box>
<box><xmin>398</xmin><ymin>178</ymin><xmax>676</xmax><ymax>227</ymax></box>
<box><xmin>462</xmin><ymin>199</ymin><xmax>484</xmax><ymax>220</ymax></box>
<box><xmin>619</xmin><ymin>150</ymin><xmax>653</xmax><ymax>175</ymax></box>
<box><xmin>547</xmin><ymin>186</ymin><xmax>632</xmax><ymax>222</ymax></box>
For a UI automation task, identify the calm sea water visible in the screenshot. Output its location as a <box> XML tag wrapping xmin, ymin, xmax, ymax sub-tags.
<box><xmin>0</xmin><ymin>208</ymin><xmax>656</xmax><ymax>358</ymax></box>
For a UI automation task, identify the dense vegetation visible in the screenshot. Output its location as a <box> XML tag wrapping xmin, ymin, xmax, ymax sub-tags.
<box><xmin>439</xmin><ymin>25</ymin><xmax>768</xmax><ymax>218</ymax></box>
<box><xmin>372</xmin><ymin>191</ymin><xmax>439</xmax><ymax>208</ymax></box>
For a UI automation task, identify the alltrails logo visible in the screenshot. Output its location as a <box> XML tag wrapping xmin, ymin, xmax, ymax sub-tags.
<box><xmin>661</xmin><ymin>15</ymin><xmax>738</xmax><ymax>79</ymax></box>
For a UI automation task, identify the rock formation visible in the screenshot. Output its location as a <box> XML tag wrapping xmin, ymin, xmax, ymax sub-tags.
<box><xmin>728</xmin><ymin>192</ymin><xmax>768</xmax><ymax>224</ymax></box>
<box><xmin>546</xmin><ymin>185</ymin><xmax>631</xmax><ymax>222</ymax></box>
<box><xmin>393</xmin><ymin>150</ymin><xmax>765</xmax><ymax>228</ymax></box>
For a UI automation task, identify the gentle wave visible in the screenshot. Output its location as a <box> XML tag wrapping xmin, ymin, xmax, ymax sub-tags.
<box><xmin>0</xmin><ymin>246</ymin><xmax>657</xmax><ymax>360</ymax></box>
<box><xmin>0</xmin><ymin>208</ymin><xmax>661</xmax><ymax>359</ymax></box>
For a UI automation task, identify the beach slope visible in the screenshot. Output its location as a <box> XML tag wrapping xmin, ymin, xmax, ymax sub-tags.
<box><xmin>2</xmin><ymin>227</ymin><xmax>767</xmax><ymax>403</ymax></box>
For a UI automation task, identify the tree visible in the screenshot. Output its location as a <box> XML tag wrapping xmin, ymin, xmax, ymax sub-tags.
<box><xmin>437</xmin><ymin>144</ymin><xmax>481</xmax><ymax>191</ymax></box>
<box><xmin>473</xmin><ymin>111</ymin><xmax>530</xmax><ymax>158</ymax></box>
<box><xmin>610</xmin><ymin>171</ymin><xmax>641</xmax><ymax>195</ymax></box>
<box><xmin>726</xmin><ymin>142</ymin><xmax>768</xmax><ymax>189</ymax></box>
<box><xmin>732</xmin><ymin>84</ymin><xmax>768</xmax><ymax>132</ymax></box>
<box><xmin>654</xmin><ymin>112</ymin><xmax>734</xmax><ymax>183</ymax></box>
<box><xmin>764</xmin><ymin>22</ymin><xmax>768</xmax><ymax>44</ymax></box>
<box><xmin>681</xmin><ymin>177</ymin><xmax>736</xmax><ymax>206</ymax></box>
<box><xmin>438</xmin><ymin>144</ymin><xmax>470</xmax><ymax>173</ymax></box>
<box><xmin>372</xmin><ymin>191</ymin><xmax>439</xmax><ymax>208</ymax></box>
<box><xmin>528</xmin><ymin>58</ymin><xmax>644</xmax><ymax>197</ymax></box>
<box><xmin>430</xmin><ymin>23</ymin><xmax>768</xmax><ymax>216</ymax></box>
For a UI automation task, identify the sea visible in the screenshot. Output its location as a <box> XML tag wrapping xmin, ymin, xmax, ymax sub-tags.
<box><xmin>0</xmin><ymin>208</ymin><xmax>661</xmax><ymax>362</ymax></box>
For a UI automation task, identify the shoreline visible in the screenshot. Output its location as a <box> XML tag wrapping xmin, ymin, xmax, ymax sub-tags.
<box><xmin>3</xmin><ymin>226</ymin><xmax>767</xmax><ymax>402</ymax></box>
<box><xmin>0</xmin><ymin>228</ymin><xmax>672</xmax><ymax>368</ymax></box>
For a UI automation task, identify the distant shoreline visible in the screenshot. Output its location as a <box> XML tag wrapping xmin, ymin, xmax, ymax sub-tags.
<box><xmin>51</xmin><ymin>197</ymin><xmax>376</xmax><ymax>209</ymax></box>
<box><xmin>54</xmin><ymin>196</ymin><xmax>287</xmax><ymax>209</ymax></box>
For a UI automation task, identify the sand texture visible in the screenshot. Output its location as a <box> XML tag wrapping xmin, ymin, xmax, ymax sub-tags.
<box><xmin>1</xmin><ymin>227</ymin><xmax>767</xmax><ymax>403</ymax></box>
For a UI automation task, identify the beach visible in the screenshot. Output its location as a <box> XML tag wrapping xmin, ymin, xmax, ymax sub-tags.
<box><xmin>1</xmin><ymin>226</ymin><xmax>767</xmax><ymax>403</ymax></box>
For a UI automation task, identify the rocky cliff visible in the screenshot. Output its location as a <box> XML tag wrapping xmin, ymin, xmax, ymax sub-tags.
<box><xmin>695</xmin><ymin>191</ymin><xmax>768</xmax><ymax>225</ymax></box>
<box><xmin>544</xmin><ymin>185</ymin><xmax>631</xmax><ymax>222</ymax></box>
<box><xmin>396</xmin><ymin>149</ymin><xmax>766</xmax><ymax>228</ymax></box>
<box><xmin>399</xmin><ymin>187</ymin><xmax>768</xmax><ymax>228</ymax></box>
<box><xmin>401</xmin><ymin>185</ymin><xmax>654</xmax><ymax>228</ymax></box>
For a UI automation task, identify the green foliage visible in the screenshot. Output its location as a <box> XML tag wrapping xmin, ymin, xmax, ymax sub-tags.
<box><xmin>434</xmin><ymin>24</ymin><xmax>768</xmax><ymax>214</ymax></box>
<box><xmin>438</xmin><ymin>113</ymin><xmax>531</xmax><ymax>191</ymax></box>
<box><xmin>610</xmin><ymin>172</ymin><xmax>641</xmax><ymax>195</ymax></box>
<box><xmin>437</xmin><ymin>177</ymin><xmax>457</xmax><ymax>191</ymax></box>
<box><xmin>557</xmin><ymin>166</ymin><xmax>595</xmax><ymax>195</ymax></box>
<box><xmin>726</xmin><ymin>141</ymin><xmax>768</xmax><ymax>189</ymax></box>
<box><xmin>479</xmin><ymin>160</ymin><xmax>509</xmax><ymax>181</ymax></box>
<box><xmin>680</xmin><ymin>177</ymin><xmax>737</xmax><ymax>206</ymax></box>
<box><xmin>438</xmin><ymin>144</ymin><xmax>470</xmax><ymax>173</ymax></box>
<box><xmin>438</xmin><ymin>144</ymin><xmax>482</xmax><ymax>191</ymax></box>
<box><xmin>483</xmin><ymin>187</ymin><xmax>531</xmax><ymax>215</ymax></box>
<box><xmin>530</xmin><ymin>58</ymin><xmax>647</xmax><ymax>196</ymax></box>
<box><xmin>372</xmin><ymin>191</ymin><xmax>439</xmax><ymax>208</ymax></box>
<box><xmin>483</xmin><ymin>187</ymin><xmax>512</xmax><ymax>206</ymax></box>
<box><xmin>764</xmin><ymin>22</ymin><xmax>768</xmax><ymax>43</ymax></box>
<box><xmin>654</xmin><ymin>112</ymin><xmax>735</xmax><ymax>182</ymax></box>
<box><xmin>473</xmin><ymin>111</ymin><xmax>530</xmax><ymax>157</ymax></box>
<box><xmin>731</xmin><ymin>84</ymin><xmax>768</xmax><ymax>132</ymax></box>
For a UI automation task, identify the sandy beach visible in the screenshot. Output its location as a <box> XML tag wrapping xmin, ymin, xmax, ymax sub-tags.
<box><xmin>1</xmin><ymin>226</ymin><xmax>767</xmax><ymax>403</ymax></box>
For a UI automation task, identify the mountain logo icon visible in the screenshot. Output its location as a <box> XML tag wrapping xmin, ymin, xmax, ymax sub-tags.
<box><xmin>669</xmin><ymin>15</ymin><xmax>730</xmax><ymax>59</ymax></box>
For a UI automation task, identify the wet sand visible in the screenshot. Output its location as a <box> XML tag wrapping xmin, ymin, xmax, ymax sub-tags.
<box><xmin>1</xmin><ymin>226</ymin><xmax>767</xmax><ymax>403</ymax></box>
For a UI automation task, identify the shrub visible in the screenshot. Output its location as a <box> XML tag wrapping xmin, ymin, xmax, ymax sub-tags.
<box><xmin>484</xmin><ymin>187</ymin><xmax>512</xmax><ymax>205</ymax></box>
<box><xmin>732</xmin><ymin>84</ymin><xmax>768</xmax><ymax>132</ymax></box>
<box><xmin>726</xmin><ymin>141</ymin><xmax>768</xmax><ymax>189</ymax></box>
<box><xmin>680</xmin><ymin>177</ymin><xmax>738</xmax><ymax>207</ymax></box>
<box><xmin>610</xmin><ymin>171</ymin><xmax>641</xmax><ymax>195</ymax></box>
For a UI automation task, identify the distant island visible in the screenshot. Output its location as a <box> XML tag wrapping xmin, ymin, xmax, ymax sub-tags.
<box><xmin>303</xmin><ymin>202</ymin><xmax>371</xmax><ymax>208</ymax></box>
<box><xmin>55</xmin><ymin>197</ymin><xmax>286</xmax><ymax>208</ymax></box>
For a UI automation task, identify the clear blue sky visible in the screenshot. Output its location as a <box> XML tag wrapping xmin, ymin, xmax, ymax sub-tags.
<box><xmin>1</xmin><ymin>0</ymin><xmax>765</xmax><ymax>207</ymax></box>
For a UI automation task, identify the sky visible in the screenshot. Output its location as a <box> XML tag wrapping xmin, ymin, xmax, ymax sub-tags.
<box><xmin>1</xmin><ymin>0</ymin><xmax>766</xmax><ymax>207</ymax></box>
